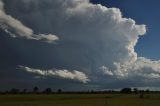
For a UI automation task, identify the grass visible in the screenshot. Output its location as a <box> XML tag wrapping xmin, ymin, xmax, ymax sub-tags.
<box><xmin>0</xmin><ymin>93</ymin><xmax>160</xmax><ymax>106</ymax></box>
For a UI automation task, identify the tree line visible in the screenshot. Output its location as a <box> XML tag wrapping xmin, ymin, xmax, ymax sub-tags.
<box><xmin>0</xmin><ymin>86</ymin><xmax>62</xmax><ymax>94</ymax></box>
<box><xmin>0</xmin><ymin>87</ymin><xmax>158</xmax><ymax>95</ymax></box>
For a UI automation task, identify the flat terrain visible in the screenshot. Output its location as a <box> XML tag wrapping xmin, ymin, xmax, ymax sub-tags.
<box><xmin>0</xmin><ymin>93</ymin><xmax>160</xmax><ymax>106</ymax></box>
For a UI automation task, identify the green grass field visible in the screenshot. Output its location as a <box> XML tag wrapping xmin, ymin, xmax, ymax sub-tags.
<box><xmin>0</xmin><ymin>94</ymin><xmax>160</xmax><ymax>106</ymax></box>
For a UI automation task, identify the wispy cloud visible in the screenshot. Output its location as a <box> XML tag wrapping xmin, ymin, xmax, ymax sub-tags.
<box><xmin>19</xmin><ymin>66</ymin><xmax>90</xmax><ymax>83</ymax></box>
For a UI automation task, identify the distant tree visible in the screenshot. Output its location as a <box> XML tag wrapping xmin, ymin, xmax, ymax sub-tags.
<box><xmin>91</xmin><ymin>90</ymin><xmax>95</xmax><ymax>94</ymax></box>
<box><xmin>33</xmin><ymin>86</ymin><xmax>39</xmax><ymax>93</ymax></box>
<box><xmin>133</xmin><ymin>88</ymin><xmax>138</xmax><ymax>94</ymax></box>
<box><xmin>120</xmin><ymin>88</ymin><xmax>132</xmax><ymax>94</ymax></box>
<box><xmin>10</xmin><ymin>88</ymin><xmax>19</xmax><ymax>94</ymax></box>
<box><xmin>23</xmin><ymin>89</ymin><xmax>27</xmax><ymax>93</ymax></box>
<box><xmin>44</xmin><ymin>88</ymin><xmax>52</xmax><ymax>94</ymax></box>
<box><xmin>146</xmin><ymin>89</ymin><xmax>150</xmax><ymax>94</ymax></box>
<box><xmin>139</xmin><ymin>90</ymin><xmax>145</xmax><ymax>99</ymax></box>
<box><xmin>57</xmin><ymin>89</ymin><xmax>62</xmax><ymax>93</ymax></box>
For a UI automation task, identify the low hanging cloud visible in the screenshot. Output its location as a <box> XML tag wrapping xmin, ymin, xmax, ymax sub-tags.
<box><xmin>100</xmin><ymin>57</ymin><xmax>160</xmax><ymax>79</ymax></box>
<box><xmin>19</xmin><ymin>66</ymin><xmax>90</xmax><ymax>83</ymax></box>
<box><xmin>2</xmin><ymin>0</ymin><xmax>160</xmax><ymax>88</ymax></box>
<box><xmin>0</xmin><ymin>0</ymin><xmax>59</xmax><ymax>43</ymax></box>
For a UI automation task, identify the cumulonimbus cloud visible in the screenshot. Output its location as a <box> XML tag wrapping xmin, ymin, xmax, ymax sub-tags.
<box><xmin>19</xmin><ymin>66</ymin><xmax>90</xmax><ymax>83</ymax></box>
<box><xmin>0</xmin><ymin>0</ymin><xmax>59</xmax><ymax>43</ymax></box>
<box><xmin>2</xmin><ymin>0</ymin><xmax>160</xmax><ymax>88</ymax></box>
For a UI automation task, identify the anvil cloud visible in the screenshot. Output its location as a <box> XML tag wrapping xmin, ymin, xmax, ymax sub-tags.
<box><xmin>1</xmin><ymin>0</ymin><xmax>160</xmax><ymax>89</ymax></box>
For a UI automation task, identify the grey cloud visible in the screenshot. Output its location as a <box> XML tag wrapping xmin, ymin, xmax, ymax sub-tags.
<box><xmin>0</xmin><ymin>0</ymin><xmax>59</xmax><ymax>43</ymax></box>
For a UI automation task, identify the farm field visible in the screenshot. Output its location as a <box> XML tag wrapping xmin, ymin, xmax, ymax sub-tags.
<box><xmin>0</xmin><ymin>94</ymin><xmax>160</xmax><ymax>106</ymax></box>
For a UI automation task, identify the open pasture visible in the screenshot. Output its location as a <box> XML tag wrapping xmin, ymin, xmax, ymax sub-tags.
<box><xmin>0</xmin><ymin>93</ymin><xmax>160</xmax><ymax>106</ymax></box>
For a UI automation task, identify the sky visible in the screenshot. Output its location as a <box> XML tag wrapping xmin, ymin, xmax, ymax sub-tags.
<box><xmin>0</xmin><ymin>0</ymin><xmax>160</xmax><ymax>91</ymax></box>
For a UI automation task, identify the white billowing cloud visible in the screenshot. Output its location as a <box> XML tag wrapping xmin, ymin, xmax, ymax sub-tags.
<box><xmin>19</xmin><ymin>66</ymin><xmax>90</xmax><ymax>83</ymax></box>
<box><xmin>130</xmin><ymin>57</ymin><xmax>160</xmax><ymax>79</ymax></box>
<box><xmin>0</xmin><ymin>0</ymin><xmax>59</xmax><ymax>43</ymax></box>
<box><xmin>100</xmin><ymin>66</ymin><xmax>114</xmax><ymax>76</ymax></box>
<box><xmin>3</xmin><ymin>0</ymin><xmax>160</xmax><ymax>88</ymax></box>
<box><xmin>101</xmin><ymin>57</ymin><xmax>160</xmax><ymax>81</ymax></box>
